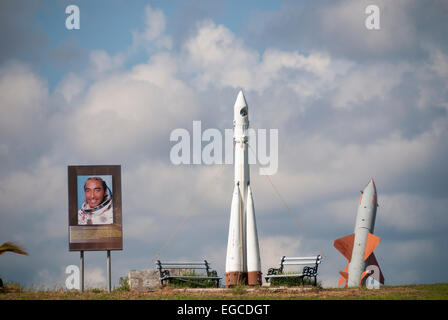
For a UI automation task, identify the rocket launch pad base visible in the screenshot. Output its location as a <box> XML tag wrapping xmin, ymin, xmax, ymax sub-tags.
<box><xmin>248</xmin><ymin>271</ymin><xmax>262</xmax><ymax>286</ymax></box>
<box><xmin>225</xmin><ymin>271</ymin><xmax>248</xmax><ymax>287</ymax></box>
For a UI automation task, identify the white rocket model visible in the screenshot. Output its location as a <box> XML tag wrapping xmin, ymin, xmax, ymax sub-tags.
<box><xmin>334</xmin><ymin>179</ymin><xmax>385</xmax><ymax>287</ymax></box>
<box><xmin>225</xmin><ymin>90</ymin><xmax>262</xmax><ymax>286</ymax></box>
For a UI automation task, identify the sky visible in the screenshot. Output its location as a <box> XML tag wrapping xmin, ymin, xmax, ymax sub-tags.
<box><xmin>0</xmin><ymin>0</ymin><xmax>447</xmax><ymax>289</ymax></box>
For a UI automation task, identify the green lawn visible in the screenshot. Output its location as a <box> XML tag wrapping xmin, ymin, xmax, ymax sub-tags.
<box><xmin>1</xmin><ymin>283</ymin><xmax>447</xmax><ymax>300</ymax></box>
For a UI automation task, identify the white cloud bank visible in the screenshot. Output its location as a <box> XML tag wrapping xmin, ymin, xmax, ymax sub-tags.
<box><xmin>0</xmin><ymin>3</ymin><xmax>447</xmax><ymax>288</ymax></box>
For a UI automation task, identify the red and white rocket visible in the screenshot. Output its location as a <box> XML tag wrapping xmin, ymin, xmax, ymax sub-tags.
<box><xmin>334</xmin><ymin>179</ymin><xmax>385</xmax><ymax>287</ymax></box>
<box><xmin>225</xmin><ymin>90</ymin><xmax>262</xmax><ymax>286</ymax></box>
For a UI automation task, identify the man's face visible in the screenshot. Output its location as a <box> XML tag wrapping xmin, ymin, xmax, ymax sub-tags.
<box><xmin>84</xmin><ymin>179</ymin><xmax>105</xmax><ymax>208</ymax></box>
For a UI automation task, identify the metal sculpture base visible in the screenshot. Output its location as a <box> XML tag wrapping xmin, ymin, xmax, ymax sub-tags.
<box><xmin>225</xmin><ymin>271</ymin><xmax>248</xmax><ymax>287</ymax></box>
<box><xmin>248</xmin><ymin>271</ymin><xmax>262</xmax><ymax>286</ymax></box>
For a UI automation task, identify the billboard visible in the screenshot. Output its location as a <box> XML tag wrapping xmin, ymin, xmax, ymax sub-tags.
<box><xmin>68</xmin><ymin>165</ymin><xmax>122</xmax><ymax>251</ymax></box>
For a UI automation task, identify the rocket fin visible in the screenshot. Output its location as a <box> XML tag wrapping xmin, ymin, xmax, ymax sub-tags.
<box><xmin>360</xmin><ymin>270</ymin><xmax>373</xmax><ymax>284</ymax></box>
<box><xmin>225</xmin><ymin>185</ymin><xmax>243</xmax><ymax>274</ymax></box>
<box><xmin>364</xmin><ymin>233</ymin><xmax>381</xmax><ymax>261</ymax></box>
<box><xmin>246</xmin><ymin>185</ymin><xmax>262</xmax><ymax>285</ymax></box>
<box><xmin>367</xmin><ymin>252</ymin><xmax>385</xmax><ymax>284</ymax></box>
<box><xmin>338</xmin><ymin>263</ymin><xmax>349</xmax><ymax>287</ymax></box>
<box><xmin>334</xmin><ymin>234</ymin><xmax>355</xmax><ymax>261</ymax></box>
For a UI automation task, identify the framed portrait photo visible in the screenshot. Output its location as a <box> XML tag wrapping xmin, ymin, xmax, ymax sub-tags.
<box><xmin>68</xmin><ymin>165</ymin><xmax>122</xmax><ymax>251</ymax></box>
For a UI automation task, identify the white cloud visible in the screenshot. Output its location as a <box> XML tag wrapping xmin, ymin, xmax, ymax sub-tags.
<box><xmin>256</xmin><ymin>49</ymin><xmax>338</xmax><ymax>97</ymax></box>
<box><xmin>0</xmin><ymin>157</ymin><xmax>64</xmax><ymax>214</ymax></box>
<box><xmin>0</xmin><ymin>61</ymin><xmax>48</xmax><ymax>137</ymax></box>
<box><xmin>123</xmin><ymin>162</ymin><xmax>231</xmax><ymax>218</ymax></box>
<box><xmin>416</xmin><ymin>48</ymin><xmax>448</xmax><ymax>110</ymax></box>
<box><xmin>200</xmin><ymin>245</ymin><xmax>227</xmax><ymax>277</ymax></box>
<box><xmin>320</xmin><ymin>197</ymin><xmax>360</xmax><ymax>230</ymax></box>
<box><xmin>34</xmin><ymin>268</ymin><xmax>64</xmax><ymax>290</ymax></box>
<box><xmin>131</xmin><ymin>5</ymin><xmax>172</xmax><ymax>51</ymax></box>
<box><xmin>139</xmin><ymin>5</ymin><xmax>166</xmax><ymax>42</ymax></box>
<box><xmin>379</xmin><ymin>194</ymin><xmax>448</xmax><ymax>232</ymax></box>
<box><xmin>84</xmin><ymin>267</ymin><xmax>107</xmax><ymax>289</ymax></box>
<box><xmin>268</xmin><ymin>123</ymin><xmax>445</xmax><ymax>209</ymax></box>
<box><xmin>428</xmin><ymin>48</ymin><xmax>448</xmax><ymax>78</ymax></box>
<box><xmin>183</xmin><ymin>20</ymin><xmax>342</xmax><ymax>97</ymax></box>
<box><xmin>333</xmin><ymin>63</ymin><xmax>407</xmax><ymax>109</ymax></box>
<box><xmin>382</xmin><ymin>239</ymin><xmax>436</xmax><ymax>268</ymax></box>
<box><xmin>319</xmin><ymin>0</ymin><xmax>416</xmax><ymax>56</ymax></box>
<box><xmin>0</xmin><ymin>157</ymin><xmax>67</xmax><ymax>245</ymax></box>
<box><xmin>64</xmin><ymin>54</ymin><xmax>199</xmax><ymax>160</ymax></box>
<box><xmin>259</xmin><ymin>236</ymin><xmax>303</xmax><ymax>275</ymax></box>
<box><xmin>54</xmin><ymin>72</ymin><xmax>85</xmax><ymax>104</ymax></box>
<box><xmin>184</xmin><ymin>20</ymin><xmax>259</xmax><ymax>90</ymax></box>
<box><xmin>125</xmin><ymin>216</ymin><xmax>157</xmax><ymax>240</ymax></box>
<box><xmin>88</xmin><ymin>50</ymin><xmax>125</xmax><ymax>76</ymax></box>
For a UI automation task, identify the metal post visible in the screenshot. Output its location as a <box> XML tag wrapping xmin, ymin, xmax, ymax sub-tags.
<box><xmin>80</xmin><ymin>250</ymin><xmax>84</xmax><ymax>293</ymax></box>
<box><xmin>107</xmin><ymin>250</ymin><xmax>111</xmax><ymax>293</ymax></box>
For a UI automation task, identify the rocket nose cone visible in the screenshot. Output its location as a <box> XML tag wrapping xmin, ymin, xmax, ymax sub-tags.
<box><xmin>363</xmin><ymin>178</ymin><xmax>377</xmax><ymax>197</ymax></box>
<box><xmin>234</xmin><ymin>90</ymin><xmax>249</xmax><ymax>120</ymax></box>
<box><xmin>370</xmin><ymin>178</ymin><xmax>376</xmax><ymax>192</ymax></box>
<box><xmin>235</xmin><ymin>90</ymin><xmax>247</xmax><ymax>108</ymax></box>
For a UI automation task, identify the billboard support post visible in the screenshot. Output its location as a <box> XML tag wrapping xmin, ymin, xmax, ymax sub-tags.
<box><xmin>107</xmin><ymin>250</ymin><xmax>111</xmax><ymax>293</ymax></box>
<box><xmin>80</xmin><ymin>250</ymin><xmax>84</xmax><ymax>293</ymax></box>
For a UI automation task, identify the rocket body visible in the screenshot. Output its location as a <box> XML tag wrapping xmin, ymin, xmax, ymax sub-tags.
<box><xmin>225</xmin><ymin>91</ymin><xmax>262</xmax><ymax>286</ymax></box>
<box><xmin>334</xmin><ymin>179</ymin><xmax>384</xmax><ymax>288</ymax></box>
<box><xmin>347</xmin><ymin>179</ymin><xmax>377</xmax><ymax>287</ymax></box>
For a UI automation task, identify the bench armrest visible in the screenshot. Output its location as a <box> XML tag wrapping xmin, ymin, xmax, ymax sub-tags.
<box><xmin>208</xmin><ymin>270</ymin><xmax>218</xmax><ymax>277</ymax></box>
<box><xmin>267</xmin><ymin>267</ymin><xmax>282</xmax><ymax>276</ymax></box>
<box><xmin>302</xmin><ymin>265</ymin><xmax>318</xmax><ymax>277</ymax></box>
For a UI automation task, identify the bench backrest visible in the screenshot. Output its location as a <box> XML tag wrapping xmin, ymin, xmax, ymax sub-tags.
<box><xmin>279</xmin><ymin>255</ymin><xmax>322</xmax><ymax>272</ymax></box>
<box><xmin>156</xmin><ymin>260</ymin><xmax>212</xmax><ymax>276</ymax></box>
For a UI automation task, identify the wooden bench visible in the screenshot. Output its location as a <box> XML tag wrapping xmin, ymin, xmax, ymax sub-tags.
<box><xmin>265</xmin><ymin>255</ymin><xmax>322</xmax><ymax>286</ymax></box>
<box><xmin>156</xmin><ymin>260</ymin><xmax>222</xmax><ymax>288</ymax></box>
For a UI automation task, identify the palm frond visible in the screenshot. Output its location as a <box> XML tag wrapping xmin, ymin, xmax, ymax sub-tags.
<box><xmin>0</xmin><ymin>242</ymin><xmax>28</xmax><ymax>256</ymax></box>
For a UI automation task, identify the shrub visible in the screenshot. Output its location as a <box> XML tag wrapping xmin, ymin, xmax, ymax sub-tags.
<box><xmin>231</xmin><ymin>284</ymin><xmax>247</xmax><ymax>295</ymax></box>
<box><xmin>168</xmin><ymin>271</ymin><xmax>218</xmax><ymax>288</ymax></box>
<box><xmin>270</xmin><ymin>275</ymin><xmax>318</xmax><ymax>287</ymax></box>
<box><xmin>114</xmin><ymin>276</ymin><xmax>130</xmax><ymax>292</ymax></box>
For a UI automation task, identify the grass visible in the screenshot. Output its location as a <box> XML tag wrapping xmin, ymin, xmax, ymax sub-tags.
<box><xmin>113</xmin><ymin>276</ymin><xmax>130</xmax><ymax>292</ymax></box>
<box><xmin>269</xmin><ymin>275</ymin><xmax>322</xmax><ymax>288</ymax></box>
<box><xmin>1</xmin><ymin>283</ymin><xmax>448</xmax><ymax>300</ymax></box>
<box><xmin>230</xmin><ymin>284</ymin><xmax>247</xmax><ymax>295</ymax></box>
<box><xmin>163</xmin><ymin>271</ymin><xmax>220</xmax><ymax>288</ymax></box>
<box><xmin>353</xmin><ymin>283</ymin><xmax>448</xmax><ymax>300</ymax></box>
